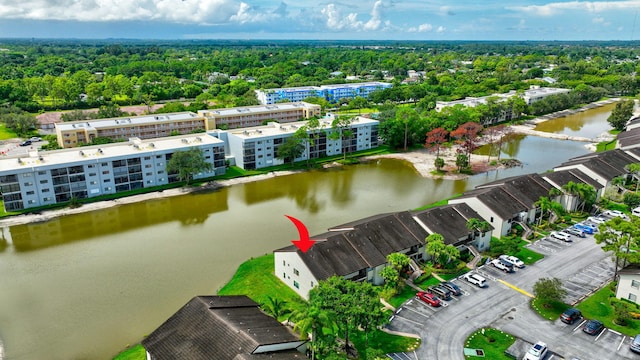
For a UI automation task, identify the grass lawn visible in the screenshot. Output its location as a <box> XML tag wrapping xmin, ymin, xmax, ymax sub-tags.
<box><xmin>351</xmin><ymin>328</ymin><xmax>421</xmax><ymax>356</ymax></box>
<box><xmin>514</xmin><ymin>245</ymin><xmax>544</xmax><ymax>265</ymax></box>
<box><xmin>530</xmin><ymin>297</ymin><xmax>570</xmax><ymax>321</ymax></box>
<box><xmin>597</xmin><ymin>140</ymin><xmax>617</xmax><ymax>152</ymax></box>
<box><xmin>217</xmin><ymin>253</ymin><xmax>304</xmax><ymax>308</ymax></box>
<box><xmin>387</xmin><ymin>285</ymin><xmax>419</xmax><ymax>309</ymax></box>
<box><xmin>0</xmin><ymin>123</ymin><xmax>17</xmax><ymax>140</ymax></box>
<box><xmin>112</xmin><ymin>344</ymin><xmax>145</xmax><ymax>360</ymax></box>
<box><xmin>464</xmin><ymin>328</ymin><xmax>515</xmax><ymax>360</ymax></box>
<box><xmin>576</xmin><ymin>284</ymin><xmax>640</xmax><ymax>337</ymax></box>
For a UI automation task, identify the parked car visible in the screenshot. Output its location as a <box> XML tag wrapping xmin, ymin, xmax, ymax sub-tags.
<box><xmin>523</xmin><ymin>341</ymin><xmax>548</xmax><ymax>360</ymax></box>
<box><xmin>587</xmin><ymin>216</ymin><xmax>607</xmax><ymax>224</ymax></box>
<box><xmin>602</xmin><ymin>210</ymin><xmax>629</xmax><ymax>220</ymax></box>
<box><xmin>441</xmin><ymin>281</ymin><xmax>462</xmax><ymax>296</ymax></box>
<box><xmin>428</xmin><ymin>285</ymin><xmax>452</xmax><ymax>301</ymax></box>
<box><xmin>416</xmin><ymin>291</ymin><xmax>441</xmax><ymax>307</ymax></box>
<box><xmin>582</xmin><ymin>319</ymin><xmax>604</xmax><ymax>335</ymax></box>
<box><xmin>573</xmin><ymin>223</ymin><xmax>595</xmax><ymax>234</ymax></box>
<box><xmin>19</xmin><ymin>140</ymin><xmax>31</xmax><ymax>147</ymax></box>
<box><xmin>550</xmin><ymin>231</ymin><xmax>572</xmax><ymax>242</ymax></box>
<box><xmin>562</xmin><ymin>227</ymin><xmax>586</xmax><ymax>238</ymax></box>
<box><xmin>632</xmin><ymin>206</ymin><xmax>640</xmax><ymax>218</ymax></box>
<box><xmin>499</xmin><ymin>254</ymin><xmax>525</xmax><ymax>268</ymax></box>
<box><xmin>491</xmin><ymin>258</ymin><xmax>514</xmax><ymax>273</ymax></box>
<box><xmin>463</xmin><ymin>272</ymin><xmax>487</xmax><ymax>288</ymax></box>
<box><xmin>29</xmin><ymin>136</ymin><xmax>42</xmax><ymax>142</ymax></box>
<box><xmin>631</xmin><ymin>334</ymin><xmax>640</xmax><ymax>354</ymax></box>
<box><xmin>560</xmin><ymin>307</ymin><xmax>582</xmax><ymax>324</ymax></box>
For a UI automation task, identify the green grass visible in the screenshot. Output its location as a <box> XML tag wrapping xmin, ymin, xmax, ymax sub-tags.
<box><xmin>112</xmin><ymin>344</ymin><xmax>145</xmax><ymax>360</ymax></box>
<box><xmin>530</xmin><ymin>297</ymin><xmax>570</xmax><ymax>321</ymax></box>
<box><xmin>387</xmin><ymin>285</ymin><xmax>419</xmax><ymax>308</ymax></box>
<box><xmin>0</xmin><ymin>123</ymin><xmax>17</xmax><ymax>140</ymax></box>
<box><xmin>514</xmin><ymin>245</ymin><xmax>544</xmax><ymax>265</ymax></box>
<box><xmin>464</xmin><ymin>328</ymin><xmax>515</xmax><ymax>360</ymax></box>
<box><xmin>597</xmin><ymin>140</ymin><xmax>617</xmax><ymax>152</ymax></box>
<box><xmin>351</xmin><ymin>328</ymin><xmax>421</xmax><ymax>356</ymax></box>
<box><xmin>576</xmin><ymin>284</ymin><xmax>640</xmax><ymax>336</ymax></box>
<box><xmin>217</xmin><ymin>254</ymin><xmax>304</xmax><ymax>307</ymax></box>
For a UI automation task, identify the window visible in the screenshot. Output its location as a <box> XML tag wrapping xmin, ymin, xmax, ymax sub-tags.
<box><xmin>630</xmin><ymin>293</ymin><xmax>637</xmax><ymax>302</ymax></box>
<box><xmin>310</xmin><ymin>281</ymin><xmax>314</xmax><ymax>288</ymax></box>
<box><xmin>101</xmin><ymin>162</ymin><xmax>108</xmax><ymax>166</ymax></box>
<box><xmin>104</xmin><ymin>187</ymin><xmax>112</xmax><ymax>191</ymax></box>
<box><xmin>39</xmin><ymin>179</ymin><xmax>48</xmax><ymax>184</ymax></box>
<box><xmin>293</xmin><ymin>281</ymin><xmax>299</xmax><ymax>289</ymax></box>
<box><xmin>102</xmin><ymin>170</ymin><xmax>109</xmax><ymax>175</ymax></box>
<box><xmin>23</xmin><ymin>182</ymin><xmax>33</xmax><ymax>186</ymax></box>
<box><xmin>490</xmin><ymin>216</ymin><xmax>494</xmax><ymax>223</ymax></box>
<box><xmin>90</xmin><ymin>181</ymin><xmax>97</xmax><ymax>185</ymax></box>
<box><xmin>145</xmin><ymin>164</ymin><xmax>152</xmax><ymax>168</ymax></box>
<box><xmin>42</xmin><ymin>188</ymin><xmax>50</xmax><ymax>193</ymax></box>
<box><xmin>103</xmin><ymin>179</ymin><xmax>111</xmax><ymax>183</ymax></box>
<box><xmin>632</xmin><ymin>280</ymin><xmax>640</xmax><ymax>289</ymax></box>
<box><xmin>26</xmin><ymin>191</ymin><xmax>34</xmax><ymax>195</ymax></box>
<box><xmin>43</xmin><ymin>197</ymin><xmax>51</xmax><ymax>201</ymax></box>
<box><xmin>293</xmin><ymin>268</ymin><xmax>299</xmax><ymax>276</ymax></box>
<box><xmin>27</xmin><ymin>200</ymin><xmax>36</xmax><ymax>204</ymax></box>
<box><xmin>144</xmin><ymin>156</ymin><xmax>151</xmax><ymax>160</ymax></box>
<box><xmin>23</xmin><ymin>173</ymin><xmax>32</xmax><ymax>177</ymax></box>
<box><xmin>283</xmin><ymin>260</ymin><xmax>286</xmax><ymax>266</ymax></box>
<box><xmin>87</xmin><ymin>164</ymin><xmax>95</xmax><ymax>168</ymax></box>
<box><xmin>38</xmin><ymin>171</ymin><xmax>46</xmax><ymax>175</ymax></box>
<box><xmin>283</xmin><ymin>273</ymin><xmax>286</xmax><ymax>279</ymax></box>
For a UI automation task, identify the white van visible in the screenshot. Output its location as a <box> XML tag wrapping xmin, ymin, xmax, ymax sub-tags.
<box><xmin>632</xmin><ymin>206</ymin><xmax>640</xmax><ymax>217</ymax></box>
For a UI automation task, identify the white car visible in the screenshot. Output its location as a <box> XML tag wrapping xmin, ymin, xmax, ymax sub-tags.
<box><xmin>587</xmin><ymin>216</ymin><xmax>607</xmax><ymax>224</ymax></box>
<box><xmin>550</xmin><ymin>231</ymin><xmax>572</xmax><ymax>242</ymax></box>
<box><xmin>29</xmin><ymin>136</ymin><xmax>42</xmax><ymax>142</ymax></box>
<box><xmin>602</xmin><ymin>210</ymin><xmax>629</xmax><ymax>220</ymax></box>
<box><xmin>462</xmin><ymin>272</ymin><xmax>487</xmax><ymax>288</ymax></box>
<box><xmin>499</xmin><ymin>254</ymin><xmax>525</xmax><ymax>268</ymax></box>
<box><xmin>523</xmin><ymin>341</ymin><xmax>548</xmax><ymax>360</ymax></box>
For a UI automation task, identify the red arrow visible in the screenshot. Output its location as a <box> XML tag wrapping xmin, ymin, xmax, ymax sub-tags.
<box><xmin>285</xmin><ymin>215</ymin><xmax>316</xmax><ymax>253</ymax></box>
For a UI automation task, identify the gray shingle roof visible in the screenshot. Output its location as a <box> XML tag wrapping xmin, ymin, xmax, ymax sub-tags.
<box><xmin>412</xmin><ymin>203</ymin><xmax>492</xmax><ymax>246</ymax></box>
<box><xmin>275</xmin><ymin>212</ymin><xmax>428</xmax><ymax>281</ymax></box>
<box><xmin>455</xmin><ymin>186</ymin><xmax>528</xmax><ymax>220</ymax></box>
<box><xmin>477</xmin><ymin>173</ymin><xmax>552</xmax><ymax>207</ymax></box>
<box><xmin>142</xmin><ymin>296</ymin><xmax>304</xmax><ymax>360</ymax></box>
<box><xmin>557</xmin><ymin>149</ymin><xmax>637</xmax><ymax>180</ymax></box>
<box><xmin>617</xmin><ymin>127</ymin><xmax>640</xmax><ymax>149</ymax></box>
<box><xmin>543</xmin><ymin>168</ymin><xmax>603</xmax><ymax>190</ymax></box>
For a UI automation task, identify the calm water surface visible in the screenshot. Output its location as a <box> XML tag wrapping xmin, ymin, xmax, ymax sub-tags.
<box><xmin>0</xmin><ymin>107</ymin><xmax>612</xmax><ymax>360</ymax></box>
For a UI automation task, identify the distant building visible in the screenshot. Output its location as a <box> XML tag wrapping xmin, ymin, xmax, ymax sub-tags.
<box><xmin>0</xmin><ymin>135</ymin><xmax>225</xmax><ymax>212</ymax></box>
<box><xmin>255</xmin><ymin>82</ymin><xmax>392</xmax><ymax>105</ymax></box>
<box><xmin>435</xmin><ymin>86</ymin><xmax>571</xmax><ymax>112</ymax></box>
<box><xmin>221</xmin><ymin>116</ymin><xmax>379</xmax><ymax>170</ymax></box>
<box><xmin>198</xmin><ymin>102</ymin><xmax>321</xmax><ymax>130</ymax></box>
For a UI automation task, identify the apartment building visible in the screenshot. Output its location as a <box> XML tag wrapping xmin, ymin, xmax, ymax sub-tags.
<box><xmin>224</xmin><ymin>116</ymin><xmax>379</xmax><ymax>170</ymax></box>
<box><xmin>198</xmin><ymin>102</ymin><xmax>321</xmax><ymax>129</ymax></box>
<box><xmin>255</xmin><ymin>82</ymin><xmax>392</xmax><ymax>105</ymax></box>
<box><xmin>0</xmin><ymin>135</ymin><xmax>225</xmax><ymax>212</ymax></box>
<box><xmin>55</xmin><ymin>112</ymin><xmax>207</xmax><ymax>148</ymax></box>
<box><xmin>435</xmin><ymin>86</ymin><xmax>571</xmax><ymax>112</ymax></box>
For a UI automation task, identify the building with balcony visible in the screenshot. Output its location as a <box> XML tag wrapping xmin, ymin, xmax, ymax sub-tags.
<box><xmin>221</xmin><ymin>116</ymin><xmax>379</xmax><ymax>170</ymax></box>
<box><xmin>435</xmin><ymin>86</ymin><xmax>571</xmax><ymax>112</ymax></box>
<box><xmin>198</xmin><ymin>102</ymin><xmax>321</xmax><ymax>130</ymax></box>
<box><xmin>255</xmin><ymin>82</ymin><xmax>391</xmax><ymax>105</ymax></box>
<box><xmin>0</xmin><ymin>135</ymin><xmax>225</xmax><ymax>212</ymax></box>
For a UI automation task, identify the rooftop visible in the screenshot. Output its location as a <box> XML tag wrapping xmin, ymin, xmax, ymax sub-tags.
<box><xmin>227</xmin><ymin>116</ymin><xmax>378</xmax><ymax>139</ymax></box>
<box><xmin>55</xmin><ymin>112</ymin><xmax>201</xmax><ymax>131</ymax></box>
<box><xmin>199</xmin><ymin>102</ymin><xmax>317</xmax><ymax>117</ymax></box>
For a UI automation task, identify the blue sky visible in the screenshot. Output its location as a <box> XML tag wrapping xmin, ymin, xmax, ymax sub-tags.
<box><xmin>1</xmin><ymin>0</ymin><xmax>640</xmax><ymax>40</ymax></box>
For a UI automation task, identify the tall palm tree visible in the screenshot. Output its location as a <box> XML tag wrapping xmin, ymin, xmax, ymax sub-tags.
<box><xmin>626</xmin><ymin>163</ymin><xmax>640</xmax><ymax>192</ymax></box>
<box><xmin>289</xmin><ymin>302</ymin><xmax>335</xmax><ymax>360</ymax></box>
<box><xmin>535</xmin><ymin>196</ymin><xmax>552</xmax><ymax>226</ymax></box>
<box><xmin>261</xmin><ymin>296</ymin><xmax>291</xmax><ymax>321</ymax></box>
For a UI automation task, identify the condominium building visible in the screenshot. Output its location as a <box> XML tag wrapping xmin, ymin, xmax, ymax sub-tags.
<box><xmin>0</xmin><ymin>135</ymin><xmax>225</xmax><ymax>212</ymax></box>
<box><xmin>255</xmin><ymin>82</ymin><xmax>392</xmax><ymax>105</ymax></box>
<box><xmin>55</xmin><ymin>112</ymin><xmax>207</xmax><ymax>148</ymax></box>
<box><xmin>435</xmin><ymin>86</ymin><xmax>571</xmax><ymax>112</ymax></box>
<box><xmin>198</xmin><ymin>102</ymin><xmax>321</xmax><ymax>130</ymax></box>
<box><xmin>223</xmin><ymin>116</ymin><xmax>379</xmax><ymax>170</ymax></box>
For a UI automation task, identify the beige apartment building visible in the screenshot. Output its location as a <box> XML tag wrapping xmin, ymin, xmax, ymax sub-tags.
<box><xmin>198</xmin><ymin>102</ymin><xmax>321</xmax><ymax>129</ymax></box>
<box><xmin>55</xmin><ymin>102</ymin><xmax>321</xmax><ymax>148</ymax></box>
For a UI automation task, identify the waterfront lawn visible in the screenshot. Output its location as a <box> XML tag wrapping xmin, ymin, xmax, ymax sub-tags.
<box><xmin>113</xmin><ymin>344</ymin><xmax>145</xmax><ymax>360</ymax></box>
<box><xmin>217</xmin><ymin>253</ymin><xmax>304</xmax><ymax>308</ymax></box>
<box><xmin>464</xmin><ymin>328</ymin><xmax>515</xmax><ymax>360</ymax></box>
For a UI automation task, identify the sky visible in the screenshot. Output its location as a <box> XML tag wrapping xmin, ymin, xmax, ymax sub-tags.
<box><xmin>1</xmin><ymin>0</ymin><xmax>640</xmax><ymax>41</ymax></box>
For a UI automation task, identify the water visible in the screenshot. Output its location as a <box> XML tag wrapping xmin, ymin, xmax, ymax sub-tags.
<box><xmin>0</xmin><ymin>106</ymin><xmax>612</xmax><ymax>360</ymax></box>
<box><xmin>533</xmin><ymin>103</ymin><xmax>616</xmax><ymax>139</ymax></box>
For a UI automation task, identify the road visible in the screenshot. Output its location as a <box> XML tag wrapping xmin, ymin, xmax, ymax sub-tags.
<box><xmin>387</xmin><ymin>232</ymin><xmax>633</xmax><ymax>359</ymax></box>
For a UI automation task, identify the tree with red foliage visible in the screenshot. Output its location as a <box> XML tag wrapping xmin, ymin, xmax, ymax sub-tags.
<box><xmin>450</xmin><ymin>122</ymin><xmax>483</xmax><ymax>160</ymax></box>
<box><xmin>425</xmin><ymin>127</ymin><xmax>448</xmax><ymax>159</ymax></box>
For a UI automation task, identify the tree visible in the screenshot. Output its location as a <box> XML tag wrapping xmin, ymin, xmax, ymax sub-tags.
<box><xmin>624</xmin><ymin>192</ymin><xmax>640</xmax><ymax>209</ymax></box>
<box><xmin>425</xmin><ymin>127</ymin><xmax>448</xmax><ymax>159</ymax></box>
<box><xmin>330</xmin><ymin>116</ymin><xmax>354</xmax><ymax>161</ymax></box>
<box><xmin>434</xmin><ymin>157</ymin><xmax>445</xmax><ymax>172</ymax></box>
<box><xmin>450</xmin><ymin>121</ymin><xmax>483</xmax><ymax>160</ymax></box>
<box><xmin>533</xmin><ymin>277</ymin><xmax>567</xmax><ymax>303</ymax></box>
<box><xmin>276</xmin><ymin>136</ymin><xmax>305</xmax><ymax>165</ymax></box>
<box><xmin>425</xmin><ymin>233</ymin><xmax>460</xmax><ymax>267</ymax></box>
<box><xmin>289</xmin><ymin>302</ymin><xmax>336</xmax><ymax>360</ymax></box>
<box><xmin>626</xmin><ymin>163</ymin><xmax>640</xmax><ymax>192</ymax></box>
<box><xmin>455</xmin><ymin>153</ymin><xmax>469</xmax><ymax>172</ymax></box>
<box><xmin>261</xmin><ymin>296</ymin><xmax>290</xmax><ymax>321</ymax></box>
<box><xmin>595</xmin><ymin>216</ymin><xmax>640</xmax><ymax>278</ymax></box>
<box><xmin>466</xmin><ymin>218</ymin><xmax>491</xmax><ymax>236</ymax></box>
<box><xmin>607</xmin><ymin>99</ymin><xmax>634</xmax><ymax>131</ymax></box>
<box><xmin>166</xmin><ymin>147</ymin><xmax>214</xmax><ymax>185</ymax></box>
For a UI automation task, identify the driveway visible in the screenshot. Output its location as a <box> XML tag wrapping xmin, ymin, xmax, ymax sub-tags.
<box><xmin>386</xmin><ymin>233</ymin><xmax>624</xmax><ymax>359</ymax></box>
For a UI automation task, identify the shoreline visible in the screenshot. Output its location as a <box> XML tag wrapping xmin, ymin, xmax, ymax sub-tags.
<box><xmin>0</xmin><ymin>99</ymin><xmax>618</xmax><ymax>227</ymax></box>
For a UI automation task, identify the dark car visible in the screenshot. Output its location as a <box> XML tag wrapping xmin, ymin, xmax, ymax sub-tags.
<box><xmin>428</xmin><ymin>285</ymin><xmax>452</xmax><ymax>301</ymax></box>
<box><xmin>560</xmin><ymin>307</ymin><xmax>582</xmax><ymax>324</ymax></box>
<box><xmin>19</xmin><ymin>140</ymin><xmax>32</xmax><ymax>147</ymax></box>
<box><xmin>631</xmin><ymin>334</ymin><xmax>640</xmax><ymax>354</ymax></box>
<box><xmin>582</xmin><ymin>319</ymin><xmax>604</xmax><ymax>335</ymax></box>
<box><xmin>441</xmin><ymin>281</ymin><xmax>462</xmax><ymax>296</ymax></box>
<box><xmin>416</xmin><ymin>291</ymin><xmax>441</xmax><ymax>307</ymax></box>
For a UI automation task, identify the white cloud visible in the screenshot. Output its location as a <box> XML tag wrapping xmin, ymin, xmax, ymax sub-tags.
<box><xmin>320</xmin><ymin>1</ymin><xmax>393</xmax><ymax>32</ymax></box>
<box><xmin>408</xmin><ymin>23</ymin><xmax>433</xmax><ymax>32</ymax></box>
<box><xmin>510</xmin><ymin>1</ymin><xmax>640</xmax><ymax>17</ymax></box>
<box><xmin>363</xmin><ymin>0</ymin><xmax>383</xmax><ymax>31</ymax></box>
<box><xmin>437</xmin><ymin>25</ymin><xmax>445</xmax><ymax>33</ymax></box>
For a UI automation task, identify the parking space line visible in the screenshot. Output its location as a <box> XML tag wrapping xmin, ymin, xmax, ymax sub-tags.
<box><xmin>392</xmin><ymin>314</ymin><xmax>423</xmax><ymax>327</ymax></box>
<box><xmin>497</xmin><ymin>279</ymin><xmax>534</xmax><ymax>297</ymax></box>
<box><xmin>573</xmin><ymin>319</ymin><xmax>587</xmax><ymax>332</ymax></box>
<box><xmin>595</xmin><ymin>329</ymin><xmax>606</xmax><ymax>341</ymax></box>
<box><xmin>618</xmin><ymin>335</ymin><xmax>626</xmax><ymax>351</ymax></box>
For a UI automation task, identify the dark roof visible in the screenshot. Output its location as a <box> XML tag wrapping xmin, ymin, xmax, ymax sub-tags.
<box><xmin>618</xmin><ymin>265</ymin><xmax>640</xmax><ymax>276</ymax></box>
<box><xmin>275</xmin><ymin>212</ymin><xmax>428</xmax><ymax>281</ymax></box>
<box><xmin>454</xmin><ymin>186</ymin><xmax>528</xmax><ymax>220</ymax></box>
<box><xmin>626</xmin><ymin>147</ymin><xmax>640</xmax><ymax>161</ymax></box>
<box><xmin>542</xmin><ymin>168</ymin><xmax>603</xmax><ymax>190</ymax></box>
<box><xmin>477</xmin><ymin>173</ymin><xmax>552</xmax><ymax>208</ymax></box>
<box><xmin>617</xmin><ymin>127</ymin><xmax>640</xmax><ymax>149</ymax></box>
<box><xmin>413</xmin><ymin>203</ymin><xmax>493</xmax><ymax>246</ymax></box>
<box><xmin>142</xmin><ymin>295</ymin><xmax>304</xmax><ymax>360</ymax></box>
<box><xmin>556</xmin><ymin>149</ymin><xmax>637</xmax><ymax>181</ymax></box>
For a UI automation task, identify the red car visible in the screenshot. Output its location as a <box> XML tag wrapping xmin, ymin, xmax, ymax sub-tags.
<box><xmin>417</xmin><ymin>291</ymin><xmax>441</xmax><ymax>307</ymax></box>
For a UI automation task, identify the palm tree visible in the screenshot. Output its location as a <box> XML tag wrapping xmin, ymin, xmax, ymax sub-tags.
<box><xmin>466</xmin><ymin>218</ymin><xmax>491</xmax><ymax>236</ymax></box>
<box><xmin>289</xmin><ymin>302</ymin><xmax>335</xmax><ymax>360</ymax></box>
<box><xmin>611</xmin><ymin>176</ymin><xmax>627</xmax><ymax>194</ymax></box>
<box><xmin>261</xmin><ymin>296</ymin><xmax>290</xmax><ymax>321</ymax></box>
<box><xmin>535</xmin><ymin>196</ymin><xmax>553</xmax><ymax>226</ymax></box>
<box><xmin>575</xmin><ymin>183</ymin><xmax>597</xmax><ymax>213</ymax></box>
<box><xmin>626</xmin><ymin>163</ymin><xmax>640</xmax><ymax>192</ymax></box>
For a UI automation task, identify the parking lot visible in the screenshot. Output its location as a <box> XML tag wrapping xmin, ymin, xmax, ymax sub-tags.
<box><xmin>387</xmin><ymin>224</ymin><xmax>628</xmax><ymax>359</ymax></box>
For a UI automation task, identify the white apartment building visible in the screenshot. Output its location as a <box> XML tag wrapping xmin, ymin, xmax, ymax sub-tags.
<box><xmin>224</xmin><ymin>116</ymin><xmax>379</xmax><ymax>170</ymax></box>
<box><xmin>0</xmin><ymin>135</ymin><xmax>225</xmax><ymax>212</ymax></box>
<box><xmin>255</xmin><ymin>82</ymin><xmax>392</xmax><ymax>105</ymax></box>
<box><xmin>435</xmin><ymin>86</ymin><xmax>571</xmax><ymax>112</ymax></box>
